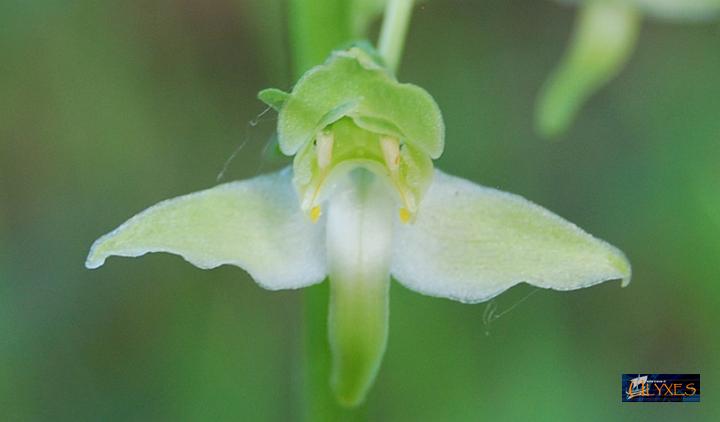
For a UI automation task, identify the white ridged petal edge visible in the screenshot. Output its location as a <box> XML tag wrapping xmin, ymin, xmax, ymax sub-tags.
<box><xmin>85</xmin><ymin>167</ymin><xmax>326</xmax><ymax>290</ymax></box>
<box><xmin>392</xmin><ymin>169</ymin><xmax>631</xmax><ymax>304</ymax></box>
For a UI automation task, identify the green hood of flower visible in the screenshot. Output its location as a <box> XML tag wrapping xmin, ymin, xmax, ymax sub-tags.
<box><xmin>260</xmin><ymin>46</ymin><xmax>442</xmax><ymax>222</ymax></box>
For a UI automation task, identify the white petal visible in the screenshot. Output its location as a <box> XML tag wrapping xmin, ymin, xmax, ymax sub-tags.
<box><xmin>86</xmin><ymin>168</ymin><xmax>326</xmax><ymax>290</ymax></box>
<box><xmin>392</xmin><ymin>170</ymin><xmax>631</xmax><ymax>303</ymax></box>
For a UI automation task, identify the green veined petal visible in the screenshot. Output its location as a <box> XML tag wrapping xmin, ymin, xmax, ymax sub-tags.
<box><xmin>86</xmin><ymin>168</ymin><xmax>326</xmax><ymax>290</ymax></box>
<box><xmin>392</xmin><ymin>169</ymin><xmax>631</xmax><ymax>303</ymax></box>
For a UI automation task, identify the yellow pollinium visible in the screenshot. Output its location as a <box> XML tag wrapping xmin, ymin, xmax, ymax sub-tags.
<box><xmin>399</xmin><ymin>208</ymin><xmax>411</xmax><ymax>223</ymax></box>
<box><xmin>310</xmin><ymin>205</ymin><xmax>322</xmax><ymax>223</ymax></box>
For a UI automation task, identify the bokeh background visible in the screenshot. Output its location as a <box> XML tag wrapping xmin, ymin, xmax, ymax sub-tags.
<box><xmin>2</xmin><ymin>0</ymin><xmax>719</xmax><ymax>420</ymax></box>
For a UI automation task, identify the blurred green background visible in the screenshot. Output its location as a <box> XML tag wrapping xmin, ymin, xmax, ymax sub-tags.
<box><xmin>1</xmin><ymin>0</ymin><xmax>719</xmax><ymax>420</ymax></box>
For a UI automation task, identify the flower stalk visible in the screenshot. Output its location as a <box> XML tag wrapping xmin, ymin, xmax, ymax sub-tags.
<box><xmin>378</xmin><ymin>0</ymin><xmax>415</xmax><ymax>73</ymax></box>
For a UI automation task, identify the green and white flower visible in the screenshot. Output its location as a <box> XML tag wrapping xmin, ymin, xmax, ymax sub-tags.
<box><xmin>87</xmin><ymin>47</ymin><xmax>631</xmax><ymax>406</ymax></box>
<box><xmin>537</xmin><ymin>0</ymin><xmax>720</xmax><ymax>138</ymax></box>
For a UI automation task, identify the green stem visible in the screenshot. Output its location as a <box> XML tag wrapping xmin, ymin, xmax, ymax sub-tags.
<box><xmin>288</xmin><ymin>0</ymin><xmax>416</xmax><ymax>419</ymax></box>
<box><xmin>288</xmin><ymin>1</ymin><xmax>363</xmax><ymax>419</ymax></box>
<box><xmin>301</xmin><ymin>284</ymin><xmax>336</xmax><ymax>420</ymax></box>
<box><xmin>377</xmin><ymin>0</ymin><xmax>415</xmax><ymax>73</ymax></box>
<box><xmin>289</xmin><ymin>0</ymin><xmax>352</xmax><ymax>78</ymax></box>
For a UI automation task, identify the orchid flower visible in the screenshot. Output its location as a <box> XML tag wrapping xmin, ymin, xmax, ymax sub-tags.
<box><xmin>536</xmin><ymin>0</ymin><xmax>720</xmax><ymax>138</ymax></box>
<box><xmin>86</xmin><ymin>46</ymin><xmax>631</xmax><ymax>406</ymax></box>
